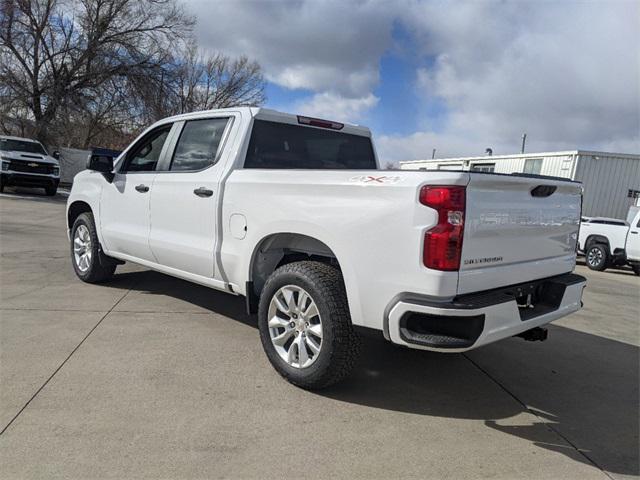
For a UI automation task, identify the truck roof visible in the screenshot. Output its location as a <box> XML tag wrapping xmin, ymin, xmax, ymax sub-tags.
<box><xmin>581</xmin><ymin>216</ymin><xmax>628</xmax><ymax>226</ymax></box>
<box><xmin>158</xmin><ymin>107</ymin><xmax>372</xmax><ymax>137</ymax></box>
<box><xmin>0</xmin><ymin>135</ymin><xmax>43</xmax><ymax>144</ymax></box>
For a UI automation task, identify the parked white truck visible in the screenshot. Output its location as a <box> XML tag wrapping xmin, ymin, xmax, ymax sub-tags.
<box><xmin>1</xmin><ymin>135</ymin><xmax>61</xmax><ymax>195</ymax></box>
<box><xmin>67</xmin><ymin>108</ymin><xmax>586</xmax><ymax>388</ymax></box>
<box><xmin>578</xmin><ymin>207</ymin><xmax>640</xmax><ymax>275</ymax></box>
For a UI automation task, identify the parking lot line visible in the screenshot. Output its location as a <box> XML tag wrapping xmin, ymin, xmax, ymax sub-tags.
<box><xmin>0</xmin><ymin>286</ymin><xmax>135</xmax><ymax>436</ymax></box>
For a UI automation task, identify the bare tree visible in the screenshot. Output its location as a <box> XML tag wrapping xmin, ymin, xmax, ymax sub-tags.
<box><xmin>131</xmin><ymin>43</ymin><xmax>266</xmax><ymax>121</ymax></box>
<box><xmin>55</xmin><ymin>76</ymin><xmax>138</xmax><ymax>148</ymax></box>
<box><xmin>0</xmin><ymin>0</ymin><xmax>194</xmax><ymax>146</ymax></box>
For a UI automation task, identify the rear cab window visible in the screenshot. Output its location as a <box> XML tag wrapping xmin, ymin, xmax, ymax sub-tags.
<box><xmin>244</xmin><ymin>120</ymin><xmax>376</xmax><ymax>169</ymax></box>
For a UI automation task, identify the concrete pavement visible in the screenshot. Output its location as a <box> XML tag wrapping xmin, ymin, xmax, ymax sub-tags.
<box><xmin>1</xmin><ymin>189</ymin><xmax>638</xmax><ymax>479</ymax></box>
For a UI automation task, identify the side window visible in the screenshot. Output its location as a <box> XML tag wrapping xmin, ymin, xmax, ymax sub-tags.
<box><xmin>170</xmin><ymin>118</ymin><xmax>229</xmax><ymax>171</ymax></box>
<box><xmin>523</xmin><ymin>158</ymin><xmax>543</xmax><ymax>175</ymax></box>
<box><xmin>121</xmin><ymin>126</ymin><xmax>171</xmax><ymax>173</ymax></box>
<box><xmin>471</xmin><ymin>163</ymin><xmax>495</xmax><ymax>172</ymax></box>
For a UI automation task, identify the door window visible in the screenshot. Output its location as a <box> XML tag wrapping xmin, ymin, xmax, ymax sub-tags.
<box><xmin>121</xmin><ymin>126</ymin><xmax>171</xmax><ymax>173</ymax></box>
<box><xmin>170</xmin><ymin>118</ymin><xmax>229</xmax><ymax>171</ymax></box>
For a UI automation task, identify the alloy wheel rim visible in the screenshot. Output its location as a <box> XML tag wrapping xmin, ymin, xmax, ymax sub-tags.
<box><xmin>267</xmin><ymin>285</ymin><xmax>323</xmax><ymax>369</ymax></box>
<box><xmin>587</xmin><ymin>248</ymin><xmax>603</xmax><ymax>267</ymax></box>
<box><xmin>73</xmin><ymin>224</ymin><xmax>92</xmax><ymax>272</ymax></box>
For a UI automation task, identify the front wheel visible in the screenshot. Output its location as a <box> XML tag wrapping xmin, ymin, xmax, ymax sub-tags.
<box><xmin>45</xmin><ymin>185</ymin><xmax>57</xmax><ymax>196</ymax></box>
<box><xmin>632</xmin><ymin>264</ymin><xmax>640</xmax><ymax>276</ymax></box>
<box><xmin>71</xmin><ymin>212</ymin><xmax>117</xmax><ymax>283</ymax></box>
<box><xmin>585</xmin><ymin>244</ymin><xmax>609</xmax><ymax>271</ymax></box>
<box><xmin>258</xmin><ymin>261</ymin><xmax>360</xmax><ymax>389</ymax></box>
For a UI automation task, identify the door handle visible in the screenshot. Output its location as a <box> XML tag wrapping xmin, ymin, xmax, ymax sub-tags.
<box><xmin>194</xmin><ymin>187</ymin><xmax>214</xmax><ymax>197</ymax></box>
<box><xmin>631</xmin><ymin>231</ymin><xmax>638</xmax><ymax>235</ymax></box>
<box><xmin>135</xmin><ymin>184</ymin><xmax>149</xmax><ymax>193</ymax></box>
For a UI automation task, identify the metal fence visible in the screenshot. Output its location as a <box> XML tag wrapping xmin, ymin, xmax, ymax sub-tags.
<box><xmin>57</xmin><ymin>147</ymin><xmax>90</xmax><ymax>185</ymax></box>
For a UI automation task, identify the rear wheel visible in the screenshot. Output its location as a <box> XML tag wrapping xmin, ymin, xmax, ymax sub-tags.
<box><xmin>632</xmin><ymin>264</ymin><xmax>640</xmax><ymax>276</ymax></box>
<box><xmin>258</xmin><ymin>261</ymin><xmax>360</xmax><ymax>389</ymax></box>
<box><xmin>71</xmin><ymin>212</ymin><xmax>117</xmax><ymax>283</ymax></box>
<box><xmin>585</xmin><ymin>244</ymin><xmax>609</xmax><ymax>271</ymax></box>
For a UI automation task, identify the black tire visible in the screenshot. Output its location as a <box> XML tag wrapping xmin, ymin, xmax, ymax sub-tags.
<box><xmin>45</xmin><ymin>185</ymin><xmax>57</xmax><ymax>196</ymax></box>
<box><xmin>258</xmin><ymin>261</ymin><xmax>360</xmax><ymax>390</ymax></box>
<box><xmin>632</xmin><ymin>264</ymin><xmax>640</xmax><ymax>276</ymax></box>
<box><xmin>70</xmin><ymin>212</ymin><xmax>117</xmax><ymax>283</ymax></box>
<box><xmin>585</xmin><ymin>243</ymin><xmax>609</xmax><ymax>271</ymax></box>
<box><xmin>0</xmin><ymin>178</ymin><xmax>4</xmax><ymax>193</ymax></box>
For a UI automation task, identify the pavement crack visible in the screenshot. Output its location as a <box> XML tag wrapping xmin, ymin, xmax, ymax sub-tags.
<box><xmin>462</xmin><ymin>352</ymin><xmax>615</xmax><ymax>480</ymax></box>
<box><xmin>0</xmin><ymin>286</ymin><xmax>135</xmax><ymax>436</ymax></box>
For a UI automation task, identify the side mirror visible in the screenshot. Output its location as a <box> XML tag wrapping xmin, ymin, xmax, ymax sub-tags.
<box><xmin>52</xmin><ymin>151</ymin><xmax>60</xmax><ymax>160</ymax></box>
<box><xmin>87</xmin><ymin>154</ymin><xmax>115</xmax><ymax>182</ymax></box>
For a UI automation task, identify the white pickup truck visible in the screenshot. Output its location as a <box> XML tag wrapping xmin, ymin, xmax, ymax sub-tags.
<box><xmin>578</xmin><ymin>207</ymin><xmax>640</xmax><ymax>275</ymax></box>
<box><xmin>1</xmin><ymin>135</ymin><xmax>61</xmax><ymax>195</ymax></box>
<box><xmin>67</xmin><ymin>107</ymin><xmax>586</xmax><ymax>389</ymax></box>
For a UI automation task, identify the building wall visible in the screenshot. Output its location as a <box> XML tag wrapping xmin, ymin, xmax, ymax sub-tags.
<box><xmin>399</xmin><ymin>153</ymin><xmax>577</xmax><ymax>178</ymax></box>
<box><xmin>575</xmin><ymin>154</ymin><xmax>640</xmax><ymax>219</ymax></box>
<box><xmin>476</xmin><ymin>154</ymin><xmax>576</xmax><ymax>178</ymax></box>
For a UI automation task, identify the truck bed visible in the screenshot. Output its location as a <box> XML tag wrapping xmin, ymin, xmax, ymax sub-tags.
<box><xmin>223</xmin><ymin>168</ymin><xmax>582</xmax><ymax>330</ymax></box>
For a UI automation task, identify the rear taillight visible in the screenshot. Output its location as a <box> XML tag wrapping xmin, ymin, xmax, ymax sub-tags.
<box><xmin>420</xmin><ymin>186</ymin><xmax>466</xmax><ymax>271</ymax></box>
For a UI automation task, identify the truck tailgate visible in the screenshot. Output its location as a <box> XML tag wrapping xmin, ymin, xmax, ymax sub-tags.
<box><xmin>458</xmin><ymin>174</ymin><xmax>582</xmax><ymax>295</ymax></box>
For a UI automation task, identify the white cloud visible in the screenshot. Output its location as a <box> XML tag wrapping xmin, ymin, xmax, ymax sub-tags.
<box><xmin>184</xmin><ymin>0</ymin><xmax>395</xmax><ymax>97</ymax></box>
<box><xmin>185</xmin><ymin>0</ymin><xmax>639</xmax><ymax>161</ymax></box>
<box><xmin>387</xmin><ymin>0</ymin><xmax>640</xmax><ymax>161</ymax></box>
<box><xmin>294</xmin><ymin>92</ymin><xmax>379</xmax><ymax>123</ymax></box>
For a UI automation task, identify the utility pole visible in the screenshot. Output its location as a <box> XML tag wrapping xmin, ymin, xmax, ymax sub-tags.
<box><xmin>432</xmin><ymin>148</ymin><xmax>436</xmax><ymax>159</ymax></box>
<box><xmin>521</xmin><ymin>133</ymin><xmax>527</xmax><ymax>154</ymax></box>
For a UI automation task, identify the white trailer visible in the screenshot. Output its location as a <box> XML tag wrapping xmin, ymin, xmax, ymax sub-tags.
<box><xmin>400</xmin><ymin>150</ymin><xmax>640</xmax><ymax>219</ymax></box>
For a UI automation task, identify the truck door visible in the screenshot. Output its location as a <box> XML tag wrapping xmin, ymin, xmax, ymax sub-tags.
<box><xmin>626</xmin><ymin>212</ymin><xmax>640</xmax><ymax>261</ymax></box>
<box><xmin>148</xmin><ymin>115</ymin><xmax>235</xmax><ymax>279</ymax></box>
<box><xmin>100</xmin><ymin>124</ymin><xmax>174</xmax><ymax>261</ymax></box>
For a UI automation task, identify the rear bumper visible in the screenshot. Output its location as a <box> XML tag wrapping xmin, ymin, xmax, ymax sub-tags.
<box><xmin>385</xmin><ymin>273</ymin><xmax>586</xmax><ymax>352</ymax></box>
<box><xmin>1</xmin><ymin>171</ymin><xmax>59</xmax><ymax>188</ymax></box>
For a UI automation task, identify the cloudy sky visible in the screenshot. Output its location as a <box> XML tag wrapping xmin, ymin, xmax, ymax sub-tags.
<box><xmin>185</xmin><ymin>0</ymin><xmax>639</xmax><ymax>162</ymax></box>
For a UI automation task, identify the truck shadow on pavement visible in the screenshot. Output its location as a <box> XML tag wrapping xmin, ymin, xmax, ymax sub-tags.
<box><xmin>323</xmin><ymin>328</ymin><xmax>639</xmax><ymax>478</ymax></box>
<box><xmin>115</xmin><ymin>269</ymin><xmax>639</xmax><ymax>477</ymax></box>
<box><xmin>576</xmin><ymin>258</ymin><xmax>638</xmax><ymax>277</ymax></box>
<box><xmin>0</xmin><ymin>187</ymin><xmax>68</xmax><ymax>204</ymax></box>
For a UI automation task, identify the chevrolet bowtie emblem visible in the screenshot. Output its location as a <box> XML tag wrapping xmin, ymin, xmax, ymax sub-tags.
<box><xmin>28</xmin><ymin>162</ymin><xmax>39</xmax><ymax>167</ymax></box>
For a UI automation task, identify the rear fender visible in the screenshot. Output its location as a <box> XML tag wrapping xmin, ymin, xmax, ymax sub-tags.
<box><xmin>585</xmin><ymin>235</ymin><xmax>611</xmax><ymax>252</ymax></box>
